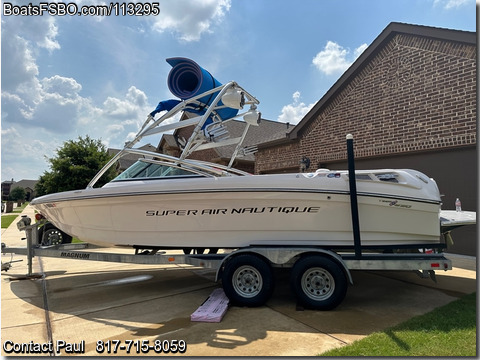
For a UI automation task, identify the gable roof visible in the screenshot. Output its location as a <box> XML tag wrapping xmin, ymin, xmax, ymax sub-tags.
<box><xmin>159</xmin><ymin>133</ymin><xmax>178</xmax><ymax>148</ymax></box>
<box><xmin>287</xmin><ymin>22</ymin><xmax>476</xmax><ymax>140</ymax></box>
<box><xmin>165</xmin><ymin>117</ymin><xmax>290</xmax><ymax>161</ymax></box>
<box><xmin>212</xmin><ymin>118</ymin><xmax>291</xmax><ymax>160</ymax></box>
<box><xmin>108</xmin><ymin>144</ymin><xmax>158</xmax><ymax>170</ymax></box>
<box><xmin>10</xmin><ymin>179</ymin><xmax>38</xmax><ymax>190</ymax></box>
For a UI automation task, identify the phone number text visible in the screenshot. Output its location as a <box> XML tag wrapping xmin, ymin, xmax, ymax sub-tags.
<box><xmin>96</xmin><ymin>339</ymin><xmax>187</xmax><ymax>354</ymax></box>
<box><xmin>3</xmin><ymin>2</ymin><xmax>160</xmax><ymax>16</ymax></box>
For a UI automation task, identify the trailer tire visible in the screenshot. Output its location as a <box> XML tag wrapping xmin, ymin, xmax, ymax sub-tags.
<box><xmin>41</xmin><ymin>225</ymin><xmax>72</xmax><ymax>246</ymax></box>
<box><xmin>221</xmin><ymin>254</ymin><xmax>274</xmax><ymax>307</ymax></box>
<box><xmin>290</xmin><ymin>255</ymin><xmax>347</xmax><ymax>310</ymax></box>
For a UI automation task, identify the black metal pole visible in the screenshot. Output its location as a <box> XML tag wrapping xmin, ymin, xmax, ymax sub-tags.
<box><xmin>346</xmin><ymin>134</ymin><xmax>362</xmax><ymax>258</ymax></box>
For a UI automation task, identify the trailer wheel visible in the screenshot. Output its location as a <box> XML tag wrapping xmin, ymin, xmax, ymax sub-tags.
<box><xmin>42</xmin><ymin>226</ymin><xmax>72</xmax><ymax>246</ymax></box>
<box><xmin>221</xmin><ymin>254</ymin><xmax>274</xmax><ymax>307</ymax></box>
<box><xmin>290</xmin><ymin>255</ymin><xmax>347</xmax><ymax>310</ymax></box>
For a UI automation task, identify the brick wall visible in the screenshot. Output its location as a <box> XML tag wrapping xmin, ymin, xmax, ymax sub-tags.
<box><xmin>176</xmin><ymin>125</ymin><xmax>221</xmax><ymax>162</ymax></box>
<box><xmin>256</xmin><ymin>31</ymin><xmax>476</xmax><ymax>173</ymax></box>
<box><xmin>171</xmin><ymin>125</ymin><xmax>255</xmax><ymax>173</ymax></box>
<box><xmin>255</xmin><ymin>141</ymin><xmax>301</xmax><ymax>173</ymax></box>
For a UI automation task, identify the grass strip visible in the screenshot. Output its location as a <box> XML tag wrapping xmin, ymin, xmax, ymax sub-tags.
<box><xmin>1</xmin><ymin>215</ymin><xmax>19</xmax><ymax>228</ymax></box>
<box><xmin>320</xmin><ymin>292</ymin><xmax>476</xmax><ymax>356</ymax></box>
<box><xmin>12</xmin><ymin>202</ymin><xmax>29</xmax><ymax>213</ymax></box>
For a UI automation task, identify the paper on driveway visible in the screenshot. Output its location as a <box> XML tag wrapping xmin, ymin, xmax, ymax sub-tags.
<box><xmin>191</xmin><ymin>288</ymin><xmax>230</xmax><ymax>323</ymax></box>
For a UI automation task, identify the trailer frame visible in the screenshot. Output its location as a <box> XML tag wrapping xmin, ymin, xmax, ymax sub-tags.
<box><xmin>1</xmin><ymin>134</ymin><xmax>454</xmax><ymax>310</ymax></box>
<box><xmin>1</xmin><ymin>216</ymin><xmax>452</xmax><ymax>310</ymax></box>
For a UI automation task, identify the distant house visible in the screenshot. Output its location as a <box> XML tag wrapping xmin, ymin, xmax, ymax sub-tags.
<box><xmin>157</xmin><ymin>115</ymin><xmax>290</xmax><ymax>173</ymax></box>
<box><xmin>1</xmin><ymin>180</ymin><xmax>14</xmax><ymax>201</ymax></box>
<box><xmin>107</xmin><ymin>144</ymin><xmax>159</xmax><ymax>174</ymax></box>
<box><xmin>1</xmin><ymin>179</ymin><xmax>38</xmax><ymax>201</ymax></box>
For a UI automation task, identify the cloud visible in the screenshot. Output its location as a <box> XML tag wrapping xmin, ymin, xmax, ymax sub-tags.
<box><xmin>2</xmin><ymin>12</ymin><xmax>60</xmax><ymax>52</ymax></box>
<box><xmin>2</xmin><ymin>73</ymin><xmax>88</xmax><ymax>133</ymax></box>
<box><xmin>151</xmin><ymin>0</ymin><xmax>231</xmax><ymax>41</ymax></box>
<box><xmin>1</xmin><ymin>34</ymin><xmax>39</xmax><ymax>92</ymax></box>
<box><xmin>1</xmin><ymin>0</ymin><xmax>230</xmax><ymax>182</ymax></box>
<box><xmin>277</xmin><ymin>91</ymin><xmax>314</xmax><ymax>125</ymax></box>
<box><xmin>1</xmin><ymin>126</ymin><xmax>57</xmax><ymax>181</ymax></box>
<box><xmin>433</xmin><ymin>0</ymin><xmax>472</xmax><ymax>9</ymax></box>
<box><xmin>1</xmin><ymin>11</ymin><xmax>152</xmax><ymax>136</ymax></box>
<box><xmin>96</xmin><ymin>86</ymin><xmax>153</xmax><ymax>146</ymax></box>
<box><xmin>354</xmin><ymin>43</ymin><xmax>368</xmax><ymax>58</ymax></box>
<box><xmin>1</xmin><ymin>84</ymin><xmax>154</xmax><ymax>180</ymax></box>
<box><xmin>31</xmin><ymin>16</ymin><xmax>61</xmax><ymax>51</ymax></box>
<box><xmin>102</xmin><ymin>86</ymin><xmax>148</xmax><ymax>119</ymax></box>
<box><xmin>312</xmin><ymin>41</ymin><xmax>368</xmax><ymax>75</ymax></box>
<box><xmin>42</xmin><ymin>76</ymin><xmax>82</xmax><ymax>97</ymax></box>
<box><xmin>1</xmin><ymin>15</ymin><xmax>68</xmax><ymax>131</ymax></box>
<box><xmin>1</xmin><ymin>13</ymin><xmax>156</xmax><ymax>180</ymax></box>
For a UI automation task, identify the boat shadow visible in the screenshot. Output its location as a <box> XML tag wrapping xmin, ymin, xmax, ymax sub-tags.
<box><xmin>4</xmin><ymin>264</ymin><xmax>476</xmax><ymax>352</ymax></box>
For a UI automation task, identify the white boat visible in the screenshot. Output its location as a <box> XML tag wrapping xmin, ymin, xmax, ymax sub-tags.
<box><xmin>30</xmin><ymin>59</ymin><xmax>473</xmax><ymax>251</ymax></box>
<box><xmin>31</xmin><ymin>165</ymin><xmax>444</xmax><ymax>249</ymax></box>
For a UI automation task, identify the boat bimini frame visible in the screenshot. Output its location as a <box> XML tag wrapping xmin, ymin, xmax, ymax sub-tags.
<box><xmin>88</xmin><ymin>82</ymin><xmax>261</xmax><ymax>188</ymax></box>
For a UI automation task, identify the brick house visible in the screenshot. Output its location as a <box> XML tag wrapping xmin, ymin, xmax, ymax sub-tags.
<box><xmin>1</xmin><ymin>180</ymin><xmax>15</xmax><ymax>201</ymax></box>
<box><xmin>255</xmin><ymin>22</ymin><xmax>476</xmax><ymax>255</ymax></box>
<box><xmin>158</xmin><ymin>117</ymin><xmax>290</xmax><ymax>173</ymax></box>
<box><xmin>108</xmin><ymin>144</ymin><xmax>159</xmax><ymax>174</ymax></box>
<box><xmin>1</xmin><ymin>179</ymin><xmax>38</xmax><ymax>201</ymax></box>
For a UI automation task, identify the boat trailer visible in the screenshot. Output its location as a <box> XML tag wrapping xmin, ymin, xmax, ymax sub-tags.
<box><xmin>1</xmin><ymin>135</ymin><xmax>456</xmax><ymax>310</ymax></box>
<box><xmin>2</xmin><ymin>212</ymin><xmax>452</xmax><ymax>310</ymax></box>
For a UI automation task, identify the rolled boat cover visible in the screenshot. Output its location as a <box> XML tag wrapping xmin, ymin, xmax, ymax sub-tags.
<box><xmin>166</xmin><ymin>57</ymin><xmax>238</xmax><ymax>125</ymax></box>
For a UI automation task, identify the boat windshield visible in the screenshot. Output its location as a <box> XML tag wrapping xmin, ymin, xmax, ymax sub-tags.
<box><xmin>112</xmin><ymin>160</ymin><xmax>201</xmax><ymax>181</ymax></box>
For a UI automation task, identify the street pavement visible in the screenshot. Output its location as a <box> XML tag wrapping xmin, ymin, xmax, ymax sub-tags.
<box><xmin>1</xmin><ymin>205</ymin><xmax>476</xmax><ymax>357</ymax></box>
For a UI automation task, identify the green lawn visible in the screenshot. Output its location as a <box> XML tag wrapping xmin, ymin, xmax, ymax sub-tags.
<box><xmin>320</xmin><ymin>292</ymin><xmax>476</xmax><ymax>357</ymax></box>
<box><xmin>1</xmin><ymin>202</ymin><xmax>29</xmax><ymax>228</ymax></box>
<box><xmin>1</xmin><ymin>215</ymin><xmax>19</xmax><ymax>228</ymax></box>
<box><xmin>12</xmin><ymin>202</ymin><xmax>29</xmax><ymax>213</ymax></box>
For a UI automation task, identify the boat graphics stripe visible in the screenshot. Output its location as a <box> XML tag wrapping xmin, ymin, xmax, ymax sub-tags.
<box><xmin>33</xmin><ymin>188</ymin><xmax>441</xmax><ymax>205</ymax></box>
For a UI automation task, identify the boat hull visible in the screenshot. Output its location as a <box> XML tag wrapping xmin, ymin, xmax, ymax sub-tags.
<box><xmin>31</xmin><ymin>172</ymin><xmax>442</xmax><ymax>248</ymax></box>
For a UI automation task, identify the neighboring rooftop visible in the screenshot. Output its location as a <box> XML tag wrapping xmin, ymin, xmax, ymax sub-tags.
<box><xmin>160</xmin><ymin>117</ymin><xmax>291</xmax><ymax>162</ymax></box>
<box><xmin>108</xmin><ymin>144</ymin><xmax>158</xmax><ymax>171</ymax></box>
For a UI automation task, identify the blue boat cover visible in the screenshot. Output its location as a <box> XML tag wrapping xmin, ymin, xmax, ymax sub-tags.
<box><xmin>166</xmin><ymin>57</ymin><xmax>238</xmax><ymax>126</ymax></box>
<box><xmin>149</xmin><ymin>99</ymin><xmax>181</xmax><ymax>117</ymax></box>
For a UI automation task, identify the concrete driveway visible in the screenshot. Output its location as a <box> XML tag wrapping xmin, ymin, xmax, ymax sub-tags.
<box><xmin>1</xmin><ymin>205</ymin><xmax>476</xmax><ymax>356</ymax></box>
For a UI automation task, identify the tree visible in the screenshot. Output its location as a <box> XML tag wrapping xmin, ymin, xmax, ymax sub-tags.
<box><xmin>35</xmin><ymin>136</ymin><xmax>116</xmax><ymax>196</ymax></box>
<box><xmin>9</xmin><ymin>186</ymin><xmax>26</xmax><ymax>202</ymax></box>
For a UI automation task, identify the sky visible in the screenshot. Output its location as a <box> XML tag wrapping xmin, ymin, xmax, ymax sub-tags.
<box><xmin>1</xmin><ymin>0</ymin><xmax>476</xmax><ymax>182</ymax></box>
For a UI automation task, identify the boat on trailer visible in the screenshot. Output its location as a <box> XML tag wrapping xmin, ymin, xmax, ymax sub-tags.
<box><xmin>30</xmin><ymin>58</ymin><xmax>473</xmax><ymax>252</ymax></box>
